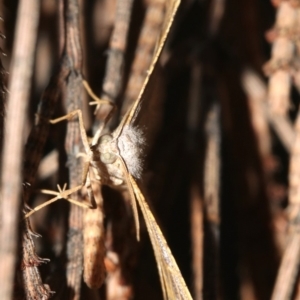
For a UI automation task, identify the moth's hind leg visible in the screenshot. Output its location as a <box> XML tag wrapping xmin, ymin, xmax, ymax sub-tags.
<box><xmin>82</xmin><ymin>79</ymin><xmax>114</xmax><ymax>110</ymax></box>
<box><xmin>24</xmin><ymin>184</ymin><xmax>93</xmax><ymax>219</ymax></box>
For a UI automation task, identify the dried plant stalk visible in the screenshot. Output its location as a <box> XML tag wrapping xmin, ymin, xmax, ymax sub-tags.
<box><xmin>187</xmin><ymin>63</ymin><xmax>203</xmax><ymax>300</ymax></box>
<box><xmin>0</xmin><ymin>1</ymin><xmax>40</xmax><ymax>299</ymax></box>
<box><xmin>267</xmin><ymin>112</ymin><xmax>295</xmax><ymax>152</ymax></box>
<box><xmin>121</xmin><ymin>0</ymin><xmax>166</xmax><ymax>115</ymax></box>
<box><xmin>94</xmin><ymin>0</ymin><xmax>134</xmax><ymax>126</ymax></box>
<box><xmin>64</xmin><ymin>76</ymin><xmax>85</xmax><ymax>300</ymax></box>
<box><xmin>22</xmin><ymin>265</ymin><xmax>52</xmax><ymax>300</ymax></box>
<box><xmin>204</xmin><ymin>104</ymin><xmax>220</xmax><ymax>225</ymax></box>
<box><xmin>264</xmin><ymin>1</ymin><xmax>297</xmax><ymax>115</ymax></box>
<box><xmin>242</xmin><ymin>69</ymin><xmax>272</xmax><ymax>156</ymax></box>
<box><xmin>102</xmin><ymin>0</ymin><xmax>133</xmax><ymax>101</ymax></box>
<box><xmin>0</xmin><ymin>40</ymin><xmax>6</xmax><ymax>162</ymax></box>
<box><xmin>243</xmin><ymin>69</ymin><xmax>295</xmax><ymax>152</ymax></box>
<box><xmin>190</xmin><ymin>186</ymin><xmax>204</xmax><ymax>300</ymax></box>
<box><xmin>292</xmin><ymin>4</ymin><xmax>300</xmax><ymax>93</ymax></box>
<box><xmin>21</xmin><ymin>67</ymin><xmax>68</xmax><ymax>300</ymax></box>
<box><xmin>203</xmin><ymin>102</ymin><xmax>221</xmax><ymax>299</ymax></box>
<box><xmin>23</xmin><ymin>66</ymin><xmax>68</xmax><ymax>194</ymax></box>
<box><xmin>63</xmin><ymin>0</ymin><xmax>86</xmax><ymax>297</ymax></box>
<box><xmin>37</xmin><ymin>150</ymin><xmax>59</xmax><ymax>180</ymax></box>
<box><xmin>288</xmin><ymin>112</ymin><xmax>300</xmax><ymax>221</ymax></box>
<box><xmin>271</xmin><ymin>231</ymin><xmax>300</xmax><ymax>300</ymax></box>
<box><xmin>271</xmin><ymin>108</ymin><xmax>300</xmax><ymax>298</ymax></box>
<box><xmin>22</xmin><ymin>219</ymin><xmax>52</xmax><ymax>300</ymax></box>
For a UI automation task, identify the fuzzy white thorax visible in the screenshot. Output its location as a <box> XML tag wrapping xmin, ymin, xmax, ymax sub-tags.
<box><xmin>117</xmin><ymin>125</ymin><xmax>145</xmax><ymax>179</ymax></box>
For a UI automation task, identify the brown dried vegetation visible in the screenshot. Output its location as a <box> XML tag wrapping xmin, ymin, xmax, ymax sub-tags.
<box><xmin>2</xmin><ymin>0</ymin><xmax>300</xmax><ymax>299</ymax></box>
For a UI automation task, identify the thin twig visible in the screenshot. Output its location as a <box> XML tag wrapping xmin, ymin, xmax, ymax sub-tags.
<box><xmin>0</xmin><ymin>1</ymin><xmax>40</xmax><ymax>299</ymax></box>
<box><xmin>271</xmin><ymin>230</ymin><xmax>300</xmax><ymax>300</ymax></box>
<box><xmin>21</xmin><ymin>65</ymin><xmax>69</xmax><ymax>300</ymax></box>
<box><xmin>203</xmin><ymin>102</ymin><xmax>221</xmax><ymax>299</ymax></box>
<box><xmin>265</xmin><ymin>107</ymin><xmax>295</xmax><ymax>152</ymax></box>
<box><xmin>272</xmin><ymin>110</ymin><xmax>300</xmax><ymax>299</ymax></box>
<box><xmin>93</xmin><ymin>0</ymin><xmax>134</xmax><ymax>131</ymax></box>
<box><xmin>23</xmin><ymin>65</ymin><xmax>69</xmax><ymax>196</ymax></box>
<box><xmin>242</xmin><ymin>69</ymin><xmax>295</xmax><ymax>152</ymax></box>
<box><xmin>264</xmin><ymin>1</ymin><xmax>297</xmax><ymax>115</ymax></box>
<box><xmin>242</xmin><ymin>69</ymin><xmax>272</xmax><ymax>157</ymax></box>
<box><xmin>204</xmin><ymin>103</ymin><xmax>221</xmax><ymax>226</ymax></box>
<box><xmin>0</xmin><ymin>33</ymin><xmax>6</xmax><ymax>165</ymax></box>
<box><xmin>21</xmin><ymin>218</ymin><xmax>53</xmax><ymax>300</ymax></box>
<box><xmin>187</xmin><ymin>63</ymin><xmax>203</xmax><ymax>300</ymax></box>
<box><xmin>37</xmin><ymin>150</ymin><xmax>59</xmax><ymax>180</ymax></box>
<box><xmin>190</xmin><ymin>185</ymin><xmax>204</xmax><ymax>300</ymax></box>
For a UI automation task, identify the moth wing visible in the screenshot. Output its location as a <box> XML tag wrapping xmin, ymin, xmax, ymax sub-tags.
<box><xmin>118</xmin><ymin>0</ymin><xmax>181</xmax><ymax>129</ymax></box>
<box><xmin>128</xmin><ymin>174</ymin><xmax>193</xmax><ymax>300</ymax></box>
<box><xmin>83</xmin><ymin>166</ymin><xmax>106</xmax><ymax>289</ymax></box>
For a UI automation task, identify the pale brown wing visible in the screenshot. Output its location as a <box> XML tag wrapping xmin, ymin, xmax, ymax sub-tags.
<box><xmin>128</xmin><ymin>174</ymin><xmax>193</xmax><ymax>300</ymax></box>
<box><xmin>115</xmin><ymin>0</ymin><xmax>181</xmax><ymax>133</ymax></box>
<box><xmin>83</xmin><ymin>166</ymin><xmax>106</xmax><ymax>289</ymax></box>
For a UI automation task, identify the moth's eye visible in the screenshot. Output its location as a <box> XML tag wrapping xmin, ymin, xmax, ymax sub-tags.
<box><xmin>99</xmin><ymin>134</ymin><xmax>113</xmax><ymax>145</ymax></box>
<box><xmin>100</xmin><ymin>152</ymin><xmax>117</xmax><ymax>164</ymax></box>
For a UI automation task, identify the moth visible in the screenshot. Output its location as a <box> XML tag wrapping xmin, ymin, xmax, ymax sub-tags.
<box><xmin>26</xmin><ymin>0</ymin><xmax>193</xmax><ymax>298</ymax></box>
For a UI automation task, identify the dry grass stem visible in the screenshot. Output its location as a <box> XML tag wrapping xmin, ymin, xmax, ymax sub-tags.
<box><xmin>242</xmin><ymin>69</ymin><xmax>272</xmax><ymax>157</ymax></box>
<box><xmin>0</xmin><ymin>1</ymin><xmax>40</xmax><ymax>299</ymax></box>
<box><xmin>63</xmin><ymin>0</ymin><xmax>86</xmax><ymax>297</ymax></box>
<box><xmin>94</xmin><ymin>0</ymin><xmax>134</xmax><ymax>127</ymax></box>
<box><xmin>190</xmin><ymin>186</ymin><xmax>204</xmax><ymax>300</ymax></box>
<box><xmin>264</xmin><ymin>1</ymin><xmax>297</xmax><ymax>115</ymax></box>
<box><xmin>121</xmin><ymin>0</ymin><xmax>166</xmax><ymax>116</ymax></box>
<box><xmin>269</xmin><ymin>112</ymin><xmax>300</xmax><ymax>300</ymax></box>
<box><xmin>271</xmin><ymin>231</ymin><xmax>300</xmax><ymax>300</ymax></box>
<box><xmin>37</xmin><ymin>150</ymin><xmax>59</xmax><ymax>180</ymax></box>
<box><xmin>242</xmin><ymin>69</ymin><xmax>295</xmax><ymax>152</ymax></box>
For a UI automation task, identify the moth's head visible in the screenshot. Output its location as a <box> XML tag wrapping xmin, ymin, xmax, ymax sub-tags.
<box><xmin>97</xmin><ymin>134</ymin><xmax>118</xmax><ymax>164</ymax></box>
<box><xmin>96</xmin><ymin>126</ymin><xmax>145</xmax><ymax>178</ymax></box>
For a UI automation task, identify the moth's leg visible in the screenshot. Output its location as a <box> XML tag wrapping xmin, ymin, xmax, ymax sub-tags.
<box><xmin>82</xmin><ymin>79</ymin><xmax>117</xmax><ymax>145</ymax></box>
<box><xmin>84</xmin><ymin>168</ymin><xmax>98</xmax><ymax>209</ymax></box>
<box><xmin>24</xmin><ymin>184</ymin><xmax>93</xmax><ymax>219</ymax></box>
<box><xmin>50</xmin><ymin>109</ymin><xmax>91</xmax><ymax>155</ymax></box>
<box><xmin>76</xmin><ymin>153</ymin><xmax>92</xmax><ymax>185</ymax></box>
<box><xmin>81</xmin><ymin>159</ymin><xmax>90</xmax><ymax>186</ymax></box>
<box><xmin>82</xmin><ymin>80</ymin><xmax>113</xmax><ymax>109</ymax></box>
